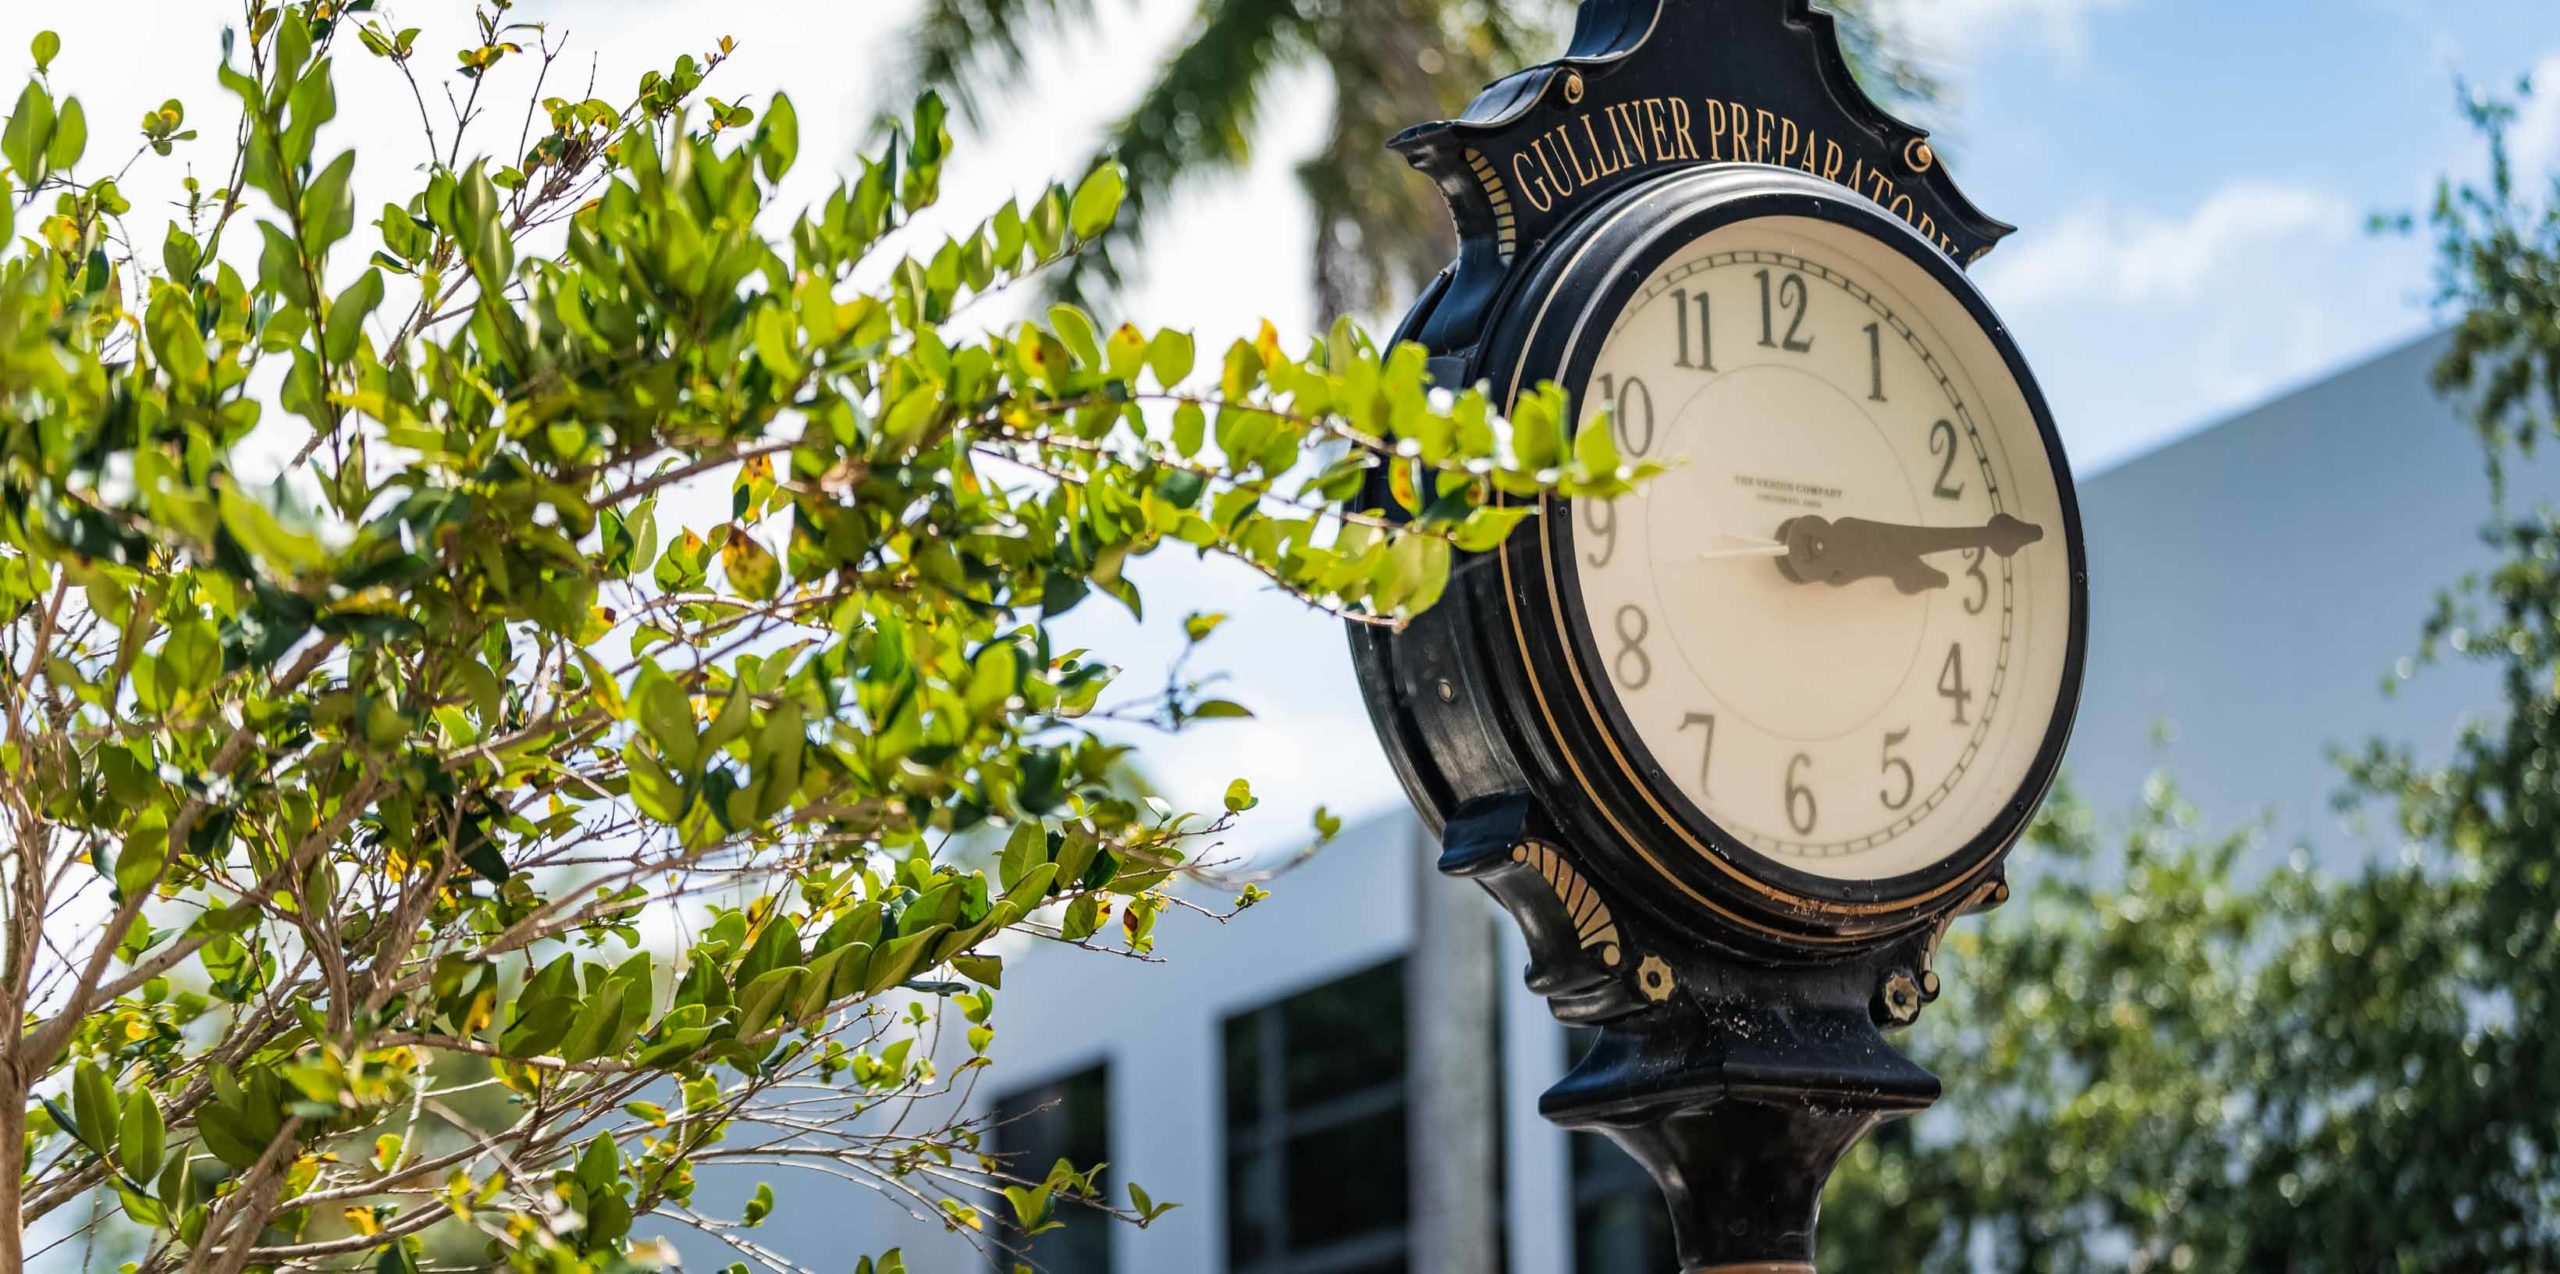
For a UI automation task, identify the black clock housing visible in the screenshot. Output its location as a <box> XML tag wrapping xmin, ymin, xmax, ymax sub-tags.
<box><xmin>1354</xmin><ymin>164</ymin><xmax>2089</xmax><ymax>959</ymax></box>
<box><xmin>1346</xmin><ymin>3</ymin><xmax>2090</xmax><ymax>1266</ymax></box>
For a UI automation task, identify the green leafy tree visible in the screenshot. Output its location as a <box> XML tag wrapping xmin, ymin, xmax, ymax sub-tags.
<box><xmin>894</xmin><ymin>0</ymin><xmax>1931</xmax><ymax>318</ymax></box>
<box><xmin>0</xmin><ymin>4</ymin><xmax>1643</xmax><ymax>1270</ymax></box>
<box><xmin>1822</xmin><ymin>94</ymin><xmax>2560</xmax><ymax>1271</ymax></box>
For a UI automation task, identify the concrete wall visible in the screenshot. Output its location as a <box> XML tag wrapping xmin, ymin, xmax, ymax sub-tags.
<box><xmin>2062</xmin><ymin>332</ymin><xmax>2507</xmax><ymax>853</ymax></box>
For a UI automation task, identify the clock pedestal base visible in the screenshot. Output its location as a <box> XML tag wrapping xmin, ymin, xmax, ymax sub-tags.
<box><xmin>1439</xmin><ymin>798</ymin><xmax>1961</xmax><ymax>1270</ymax></box>
<box><xmin>1547</xmin><ymin>1007</ymin><xmax>1938</xmax><ymax>1271</ymax></box>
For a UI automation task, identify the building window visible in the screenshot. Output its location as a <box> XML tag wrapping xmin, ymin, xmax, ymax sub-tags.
<box><xmin>1222</xmin><ymin>958</ymin><xmax>1410</xmax><ymax>1274</ymax></box>
<box><xmin>1566</xmin><ymin>1029</ymin><xmax>1674</xmax><ymax>1274</ymax></box>
<box><xmin>991</xmin><ymin>1064</ymin><xmax>1112</xmax><ymax>1273</ymax></box>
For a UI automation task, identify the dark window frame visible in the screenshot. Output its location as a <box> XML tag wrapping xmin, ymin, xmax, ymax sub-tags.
<box><xmin>989</xmin><ymin>1060</ymin><xmax>1113</xmax><ymax>1274</ymax></box>
<box><xmin>1222</xmin><ymin>957</ymin><xmax>1412</xmax><ymax>1274</ymax></box>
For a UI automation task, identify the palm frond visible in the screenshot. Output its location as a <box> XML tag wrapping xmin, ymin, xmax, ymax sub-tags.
<box><xmin>897</xmin><ymin>0</ymin><xmax>1096</xmax><ymax>125</ymax></box>
<box><xmin>1300</xmin><ymin>0</ymin><xmax>1574</xmax><ymax>319</ymax></box>
<box><xmin>1049</xmin><ymin>0</ymin><xmax>1311</xmax><ymax>309</ymax></box>
<box><xmin>888</xmin><ymin>0</ymin><xmax>1938</xmax><ymax>316</ymax></box>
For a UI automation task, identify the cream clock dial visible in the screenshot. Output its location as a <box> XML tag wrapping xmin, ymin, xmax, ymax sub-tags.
<box><xmin>1568</xmin><ymin>214</ymin><xmax>2073</xmax><ymax>883</ymax></box>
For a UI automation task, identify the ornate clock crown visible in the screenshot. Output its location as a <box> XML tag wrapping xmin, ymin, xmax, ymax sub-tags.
<box><xmin>1391</xmin><ymin>0</ymin><xmax>2013</xmax><ymax>349</ymax></box>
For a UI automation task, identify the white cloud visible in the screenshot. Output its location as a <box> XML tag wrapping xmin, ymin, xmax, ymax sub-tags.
<box><xmin>2512</xmin><ymin>55</ymin><xmax>2560</xmax><ymax>181</ymax></box>
<box><xmin>1970</xmin><ymin>179</ymin><xmax>2419</xmax><ymax>471</ymax></box>
<box><xmin>1876</xmin><ymin>0</ymin><xmax>2135</xmax><ymax>65</ymax></box>
<box><xmin>1981</xmin><ymin>181</ymin><xmax>2355</xmax><ymax>315</ymax></box>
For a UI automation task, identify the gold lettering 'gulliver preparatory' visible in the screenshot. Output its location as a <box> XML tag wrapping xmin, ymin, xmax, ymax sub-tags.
<box><xmin>1498</xmin><ymin>93</ymin><xmax>1973</xmax><ymax>263</ymax></box>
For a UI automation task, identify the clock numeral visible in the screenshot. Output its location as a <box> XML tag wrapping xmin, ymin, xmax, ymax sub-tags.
<box><xmin>1784</xmin><ymin>752</ymin><xmax>1818</xmax><ymax>836</ymax></box>
<box><xmin>1583</xmin><ymin>498</ymin><xmax>1617</xmax><ymax>567</ymax></box>
<box><xmin>1757</xmin><ymin>269</ymin><xmax>1814</xmax><ymax>353</ymax></box>
<box><xmin>1864</xmin><ymin>321</ymin><xmax>1887</xmax><ymax>402</ymax></box>
<box><xmin>1879</xmin><ymin>728</ymin><xmax>1915</xmax><ymax>812</ymax></box>
<box><xmin>1680</xmin><ymin>712</ymin><xmax>1716</xmax><ymax>796</ymax></box>
<box><xmin>1938</xmin><ymin>644</ymin><xmax>1973</xmax><ymax>726</ymax></box>
<box><xmin>1672</xmin><ymin>288</ymin><xmax>1715</xmax><ymax>371</ymax></box>
<box><xmin>1613</xmin><ymin>605</ymin><xmax>1653</xmax><ymax>690</ymax></box>
<box><xmin>1962</xmin><ymin>547</ymin><xmax>1989</xmax><ymax>615</ymax></box>
<box><xmin>1929</xmin><ymin>419</ymin><xmax>1967</xmax><ymax>501</ymax></box>
<box><xmin>1595</xmin><ymin>373</ymin><xmax>1656</xmax><ymax>457</ymax></box>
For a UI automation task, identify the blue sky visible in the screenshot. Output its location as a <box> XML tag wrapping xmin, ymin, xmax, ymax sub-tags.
<box><xmin>11</xmin><ymin>0</ymin><xmax>2560</xmax><ymax>853</ymax></box>
<box><xmin>1926</xmin><ymin>0</ymin><xmax>2560</xmax><ymax>470</ymax></box>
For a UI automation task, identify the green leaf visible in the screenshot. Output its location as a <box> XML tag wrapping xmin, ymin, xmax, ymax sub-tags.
<box><xmin>1451</xmin><ymin>505</ymin><xmax>1534</xmax><ymax>553</ymax></box>
<box><xmin>217</xmin><ymin>486</ymin><xmax>328</xmax><ymax>574</ymax></box>
<box><xmin>733</xmin><ymin>965</ymin><xmax>806</xmax><ymax>1036</ymax></box>
<box><xmin>1016</xmin><ymin>748</ymin><xmax>1065</xmax><ymax>813</ymax></box>
<box><xmin>39</xmin><ymin>1097</ymin><xmax>76</xmax><ymax>1148</ymax></box>
<box><xmin>31</xmin><ymin>30</ymin><xmax>60</xmax><ymax>72</ymax></box>
<box><xmin>951</xmin><ymin>954</ymin><xmax>1002</xmax><ymax>988</ymax></box>
<box><xmin>1146</xmin><ymin>329</ymin><xmax>1196</xmax><ymax>388</ymax></box>
<box><xmin>324</xmin><ymin>266</ymin><xmax>384</xmax><ymax>363</ymax></box>
<box><xmin>1003</xmin><ymin>1183</ymin><xmax>1052</xmax><ymax>1229</ymax></box>
<box><xmin>998</xmin><ymin>821</ymin><xmax>1044</xmax><ymax>890</ymax></box>
<box><xmin>1573</xmin><ymin>406</ymin><xmax>1622</xmax><ymax>475</ymax></box>
<box><xmin>1224</xmin><ymin>778</ymin><xmax>1258</xmax><ymax>812</ymax></box>
<box><xmin>302</xmin><ymin>149</ymin><xmax>358</xmax><ymax>250</ymax></box>
<box><xmin>456</xmin><ymin>812</ymin><xmax>509</xmax><ymax>885</ymax></box>
<box><xmin>879</xmin><ymin>383</ymin><xmax>941</xmax><ymax>449</ymax></box>
<box><xmin>1510</xmin><ymin>389</ymin><xmax>1562</xmax><ymax>472</ymax></box>
<box><xmin>1048</xmin><ymin>303</ymin><xmax>1100</xmax><ymax>369</ymax></box>
<box><xmin>1060</xmin><ymin>894</ymin><xmax>1103</xmax><ymax>941</ymax></box>
<box><xmin>1172</xmin><ymin>401</ymin><xmax>1207</xmax><ymax>456</ymax></box>
<box><xmin>4</xmin><ymin>81</ymin><xmax>56</xmax><ymax>181</ymax></box>
<box><xmin>557</xmin><ymin>980</ymin><xmax>627</xmax><ymax>1062</ymax></box>
<box><xmin>1069</xmin><ymin>163</ymin><xmax>1125</xmax><ymax>239</ymax></box>
<box><xmin>1129</xmin><ymin>1180</ymin><xmax>1179</xmax><ymax>1223</ymax></box>
<box><xmin>1028</xmin><ymin>187</ymin><xmax>1065</xmax><ymax>257</ymax></box>
<box><xmin>161</xmin><ymin>618</ymin><xmax>219</xmax><ymax>691</ymax></box>
<box><xmin>114</xmin><ymin>838</ymin><xmax>166</xmax><ymax>902</ymax></box>
<box><xmin>862</xmin><ymin>925</ymin><xmax>950</xmax><ymax>995</ymax></box>
<box><xmin>743</xmin><ymin>1181</ymin><xmax>775</xmax><ymax>1227</ymax></box>
<box><xmin>45</xmin><ymin>95</ymin><xmax>83</xmax><ymax>170</ymax></box>
<box><xmin>753</xmin><ymin>305</ymin><xmax>802</xmax><ymax>381</ymax></box>
<box><xmin>634</xmin><ymin>670</ymin><xmax>698</xmax><ymax>769</ymax></box>
<box><xmin>758</xmin><ymin>92</ymin><xmax>798</xmax><ymax>181</ymax></box>
<box><xmin>118</xmin><ymin>1090</ymin><xmax>165</xmax><ymax>1180</ymax></box>
<box><xmin>626</xmin><ymin>749</ymin><xmax>686</xmax><ymax>824</ymax></box>
<box><xmin>1040</xmin><ymin>571</ymin><xmax>1088</xmax><ymax>617</ymax></box>
<box><xmin>162</xmin><ymin>224</ymin><xmax>201</xmax><ymax>282</ymax></box>
<box><xmin>72</xmin><ymin>1064</ymin><xmax>117</xmax><ymax>1159</ymax></box>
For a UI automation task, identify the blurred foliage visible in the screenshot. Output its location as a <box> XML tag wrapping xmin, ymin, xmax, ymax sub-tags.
<box><xmin>0</xmin><ymin>2</ymin><xmax>1649</xmax><ymax>1270</ymax></box>
<box><xmin>1824</xmin><ymin>91</ymin><xmax>2560</xmax><ymax>1270</ymax></box>
<box><xmin>892</xmin><ymin>0</ymin><xmax>1932</xmax><ymax>318</ymax></box>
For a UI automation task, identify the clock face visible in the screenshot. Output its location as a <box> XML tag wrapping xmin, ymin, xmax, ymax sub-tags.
<box><xmin>1563</xmin><ymin>213</ymin><xmax>2075</xmax><ymax>885</ymax></box>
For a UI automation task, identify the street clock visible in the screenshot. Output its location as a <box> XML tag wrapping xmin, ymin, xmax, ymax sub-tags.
<box><xmin>1349</xmin><ymin>0</ymin><xmax>2087</xmax><ymax>1267</ymax></box>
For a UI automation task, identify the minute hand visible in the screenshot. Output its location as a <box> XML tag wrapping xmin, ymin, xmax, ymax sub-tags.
<box><xmin>1777</xmin><ymin>513</ymin><xmax>2045</xmax><ymax>595</ymax></box>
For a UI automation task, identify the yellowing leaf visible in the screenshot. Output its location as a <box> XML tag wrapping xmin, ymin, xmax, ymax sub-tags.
<box><xmin>721</xmin><ymin>528</ymin><xmax>780</xmax><ymax>601</ymax></box>
<box><xmin>1068</xmin><ymin>163</ymin><xmax>1125</xmax><ymax>239</ymax></box>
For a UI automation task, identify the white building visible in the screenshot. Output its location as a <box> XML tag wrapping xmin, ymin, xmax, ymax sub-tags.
<box><xmin>686</xmin><ymin>331</ymin><xmax>2516</xmax><ymax>1273</ymax></box>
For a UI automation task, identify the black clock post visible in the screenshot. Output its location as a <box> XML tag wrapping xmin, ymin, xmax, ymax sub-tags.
<box><xmin>1348</xmin><ymin>2</ymin><xmax>2088</xmax><ymax>1271</ymax></box>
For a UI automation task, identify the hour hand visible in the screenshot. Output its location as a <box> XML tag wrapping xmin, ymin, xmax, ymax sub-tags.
<box><xmin>1776</xmin><ymin>514</ymin><xmax>2045</xmax><ymax>595</ymax></box>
